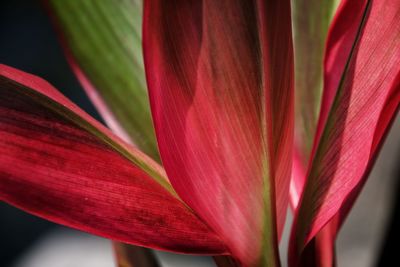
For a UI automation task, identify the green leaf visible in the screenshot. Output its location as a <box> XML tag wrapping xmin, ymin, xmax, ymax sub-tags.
<box><xmin>292</xmin><ymin>0</ymin><xmax>340</xmax><ymax>160</ymax></box>
<box><xmin>48</xmin><ymin>0</ymin><xmax>159</xmax><ymax>160</ymax></box>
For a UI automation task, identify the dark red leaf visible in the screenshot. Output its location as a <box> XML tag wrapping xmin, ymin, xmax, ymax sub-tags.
<box><xmin>0</xmin><ymin>64</ymin><xmax>227</xmax><ymax>255</ymax></box>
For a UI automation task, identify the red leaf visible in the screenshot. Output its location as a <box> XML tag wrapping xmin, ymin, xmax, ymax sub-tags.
<box><xmin>143</xmin><ymin>1</ymin><xmax>294</xmax><ymax>265</ymax></box>
<box><xmin>290</xmin><ymin>0</ymin><xmax>400</xmax><ymax>265</ymax></box>
<box><xmin>0</xmin><ymin>64</ymin><xmax>227</xmax><ymax>255</ymax></box>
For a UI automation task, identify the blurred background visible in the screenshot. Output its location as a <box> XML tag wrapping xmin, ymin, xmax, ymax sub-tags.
<box><xmin>0</xmin><ymin>1</ymin><xmax>399</xmax><ymax>266</ymax></box>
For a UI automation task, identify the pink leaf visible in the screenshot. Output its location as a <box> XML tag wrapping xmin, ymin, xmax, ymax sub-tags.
<box><xmin>290</xmin><ymin>0</ymin><xmax>400</xmax><ymax>265</ymax></box>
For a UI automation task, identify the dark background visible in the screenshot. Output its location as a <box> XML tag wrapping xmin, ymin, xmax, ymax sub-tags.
<box><xmin>0</xmin><ymin>1</ymin><xmax>399</xmax><ymax>267</ymax></box>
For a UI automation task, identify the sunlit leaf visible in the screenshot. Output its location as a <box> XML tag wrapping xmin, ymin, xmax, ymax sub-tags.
<box><xmin>143</xmin><ymin>1</ymin><xmax>294</xmax><ymax>265</ymax></box>
<box><xmin>290</xmin><ymin>0</ymin><xmax>400</xmax><ymax>265</ymax></box>
<box><xmin>290</xmin><ymin>1</ymin><xmax>342</xmax><ymax>265</ymax></box>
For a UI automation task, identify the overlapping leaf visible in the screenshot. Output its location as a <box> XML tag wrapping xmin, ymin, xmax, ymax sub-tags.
<box><xmin>45</xmin><ymin>1</ymin><xmax>165</xmax><ymax>262</ymax></box>
<box><xmin>290</xmin><ymin>1</ymin><xmax>341</xmax><ymax>265</ymax></box>
<box><xmin>290</xmin><ymin>0</ymin><xmax>400</xmax><ymax>265</ymax></box>
<box><xmin>0</xmin><ymin>64</ymin><xmax>227</xmax><ymax>255</ymax></box>
<box><xmin>143</xmin><ymin>1</ymin><xmax>294</xmax><ymax>265</ymax></box>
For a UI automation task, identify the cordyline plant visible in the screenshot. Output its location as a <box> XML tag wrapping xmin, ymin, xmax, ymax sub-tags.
<box><xmin>0</xmin><ymin>0</ymin><xmax>399</xmax><ymax>266</ymax></box>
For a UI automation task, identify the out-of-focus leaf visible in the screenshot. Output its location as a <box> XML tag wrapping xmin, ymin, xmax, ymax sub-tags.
<box><xmin>290</xmin><ymin>0</ymin><xmax>400</xmax><ymax>266</ymax></box>
<box><xmin>47</xmin><ymin>0</ymin><xmax>159</xmax><ymax>160</ymax></box>
<box><xmin>290</xmin><ymin>0</ymin><xmax>341</xmax><ymax>207</ymax></box>
<box><xmin>112</xmin><ymin>242</ymin><xmax>161</xmax><ymax>267</ymax></box>
<box><xmin>0</xmin><ymin>64</ymin><xmax>227</xmax><ymax>255</ymax></box>
<box><xmin>291</xmin><ymin>0</ymin><xmax>341</xmax><ymax>162</ymax></box>
<box><xmin>143</xmin><ymin>1</ymin><xmax>294</xmax><ymax>265</ymax></box>
<box><xmin>113</xmin><ymin>243</ymin><xmax>160</xmax><ymax>267</ymax></box>
<box><xmin>213</xmin><ymin>256</ymin><xmax>242</xmax><ymax>267</ymax></box>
